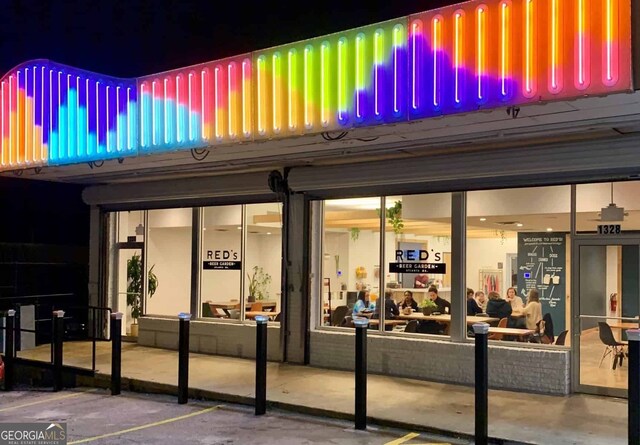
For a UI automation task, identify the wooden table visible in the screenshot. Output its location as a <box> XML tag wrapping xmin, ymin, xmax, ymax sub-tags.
<box><xmin>397</xmin><ymin>313</ymin><xmax>498</xmax><ymax>325</ymax></box>
<box><xmin>608</xmin><ymin>322</ymin><xmax>640</xmax><ymax>330</ymax></box>
<box><xmin>245</xmin><ymin>311</ymin><xmax>280</xmax><ymax>320</ymax></box>
<box><xmin>488</xmin><ymin>327</ymin><xmax>535</xmax><ymax>340</ymax></box>
<box><xmin>367</xmin><ymin>319</ymin><xmax>407</xmax><ymax>327</ymax></box>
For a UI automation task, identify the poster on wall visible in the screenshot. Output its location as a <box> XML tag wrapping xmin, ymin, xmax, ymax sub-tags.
<box><xmin>517</xmin><ymin>233</ymin><xmax>566</xmax><ymax>333</ymax></box>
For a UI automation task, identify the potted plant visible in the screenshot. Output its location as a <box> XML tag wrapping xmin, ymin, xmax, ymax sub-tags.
<box><xmin>419</xmin><ymin>298</ymin><xmax>438</xmax><ymax>316</ymax></box>
<box><xmin>247</xmin><ymin>266</ymin><xmax>272</xmax><ymax>302</ymax></box>
<box><xmin>127</xmin><ymin>253</ymin><xmax>159</xmax><ymax>336</ymax></box>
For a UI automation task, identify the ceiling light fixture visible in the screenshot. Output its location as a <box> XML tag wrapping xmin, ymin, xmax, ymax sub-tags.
<box><xmin>546</xmin><ymin>227</ymin><xmax>553</xmax><ymax>232</ymax></box>
<box><xmin>516</xmin><ymin>223</ymin><xmax>523</xmax><ymax>227</ymax></box>
<box><xmin>480</xmin><ymin>217</ymin><xmax>487</xmax><ymax>222</ymax></box>
<box><xmin>267</xmin><ymin>232</ymin><xmax>272</xmax><ymax>235</ymax></box>
<box><xmin>237</xmin><ymin>226</ymin><xmax>242</xmax><ymax>230</ymax></box>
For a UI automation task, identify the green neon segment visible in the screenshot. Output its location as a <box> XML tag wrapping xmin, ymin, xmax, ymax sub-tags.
<box><xmin>356</xmin><ymin>34</ymin><xmax>366</xmax><ymax>90</ymax></box>
<box><xmin>303</xmin><ymin>45</ymin><xmax>314</xmax><ymax>128</ymax></box>
<box><xmin>338</xmin><ymin>38</ymin><xmax>348</xmax><ymax>114</ymax></box>
<box><xmin>321</xmin><ymin>41</ymin><xmax>330</xmax><ymax>125</ymax></box>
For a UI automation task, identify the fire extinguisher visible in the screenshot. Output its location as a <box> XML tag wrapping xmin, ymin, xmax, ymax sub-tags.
<box><xmin>610</xmin><ymin>293</ymin><xmax>618</xmax><ymax>313</ymax></box>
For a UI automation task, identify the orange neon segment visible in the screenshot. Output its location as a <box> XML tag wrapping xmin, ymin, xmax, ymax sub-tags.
<box><xmin>476</xmin><ymin>6</ymin><xmax>486</xmax><ymax>101</ymax></box>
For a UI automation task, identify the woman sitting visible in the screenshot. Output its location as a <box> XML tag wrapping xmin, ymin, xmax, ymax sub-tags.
<box><xmin>486</xmin><ymin>291</ymin><xmax>512</xmax><ymax>320</ymax></box>
<box><xmin>398</xmin><ymin>290</ymin><xmax>418</xmax><ymax>312</ymax></box>
<box><xmin>352</xmin><ymin>290</ymin><xmax>372</xmax><ymax>316</ymax></box>
<box><xmin>512</xmin><ymin>289</ymin><xmax>543</xmax><ymax>330</ymax></box>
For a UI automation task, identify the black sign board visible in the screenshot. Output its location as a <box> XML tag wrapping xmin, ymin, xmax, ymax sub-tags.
<box><xmin>389</xmin><ymin>262</ymin><xmax>446</xmax><ymax>274</ymax></box>
<box><xmin>203</xmin><ymin>261</ymin><xmax>242</xmax><ymax>270</ymax></box>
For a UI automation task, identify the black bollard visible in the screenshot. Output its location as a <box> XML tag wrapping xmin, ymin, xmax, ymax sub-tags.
<box><xmin>354</xmin><ymin>317</ymin><xmax>369</xmax><ymax>430</ymax></box>
<box><xmin>473</xmin><ymin>322</ymin><xmax>489</xmax><ymax>445</ymax></box>
<box><xmin>255</xmin><ymin>315</ymin><xmax>268</xmax><ymax>415</ymax></box>
<box><xmin>178</xmin><ymin>313</ymin><xmax>191</xmax><ymax>404</ymax></box>
<box><xmin>110</xmin><ymin>312</ymin><xmax>123</xmax><ymax>396</ymax></box>
<box><xmin>53</xmin><ymin>310</ymin><xmax>65</xmax><ymax>392</ymax></box>
<box><xmin>628</xmin><ymin>329</ymin><xmax>640</xmax><ymax>444</ymax></box>
<box><xmin>4</xmin><ymin>310</ymin><xmax>15</xmax><ymax>391</ymax></box>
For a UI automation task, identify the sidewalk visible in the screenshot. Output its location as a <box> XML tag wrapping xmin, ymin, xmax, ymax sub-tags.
<box><xmin>21</xmin><ymin>341</ymin><xmax>627</xmax><ymax>445</ymax></box>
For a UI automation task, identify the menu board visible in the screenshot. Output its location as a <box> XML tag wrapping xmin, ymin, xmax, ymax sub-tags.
<box><xmin>517</xmin><ymin>232</ymin><xmax>566</xmax><ymax>333</ymax></box>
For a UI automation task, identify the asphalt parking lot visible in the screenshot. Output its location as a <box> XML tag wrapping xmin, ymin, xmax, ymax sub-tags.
<box><xmin>0</xmin><ymin>388</ymin><xmax>469</xmax><ymax>444</ymax></box>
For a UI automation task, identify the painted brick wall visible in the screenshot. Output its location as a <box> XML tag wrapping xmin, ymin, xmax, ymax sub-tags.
<box><xmin>309</xmin><ymin>330</ymin><xmax>570</xmax><ymax>395</ymax></box>
<box><xmin>139</xmin><ymin>317</ymin><xmax>281</xmax><ymax>361</ymax></box>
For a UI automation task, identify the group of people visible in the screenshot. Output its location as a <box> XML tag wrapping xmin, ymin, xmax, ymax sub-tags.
<box><xmin>466</xmin><ymin>286</ymin><xmax>542</xmax><ymax>330</ymax></box>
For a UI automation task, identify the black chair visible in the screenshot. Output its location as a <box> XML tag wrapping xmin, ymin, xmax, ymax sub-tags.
<box><xmin>597</xmin><ymin>322</ymin><xmax>627</xmax><ymax>370</ymax></box>
<box><xmin>404</xmin><ymin>320</ymin><xmax>418</xmax><ymax>333</ymax></box>
<box><xmin>331</xmin><ymin>305</ymin><xmax>349</xmax><ymax>327</ymax></box>
<box><xmin>555</xmin><ymin>330</ymin><xmax>568</xmax><ymax>346</ymax></box>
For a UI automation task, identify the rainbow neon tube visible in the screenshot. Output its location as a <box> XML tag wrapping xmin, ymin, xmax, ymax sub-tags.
<box><xmin>0</xmin><ymin>0</ymin><xmax>633</xmax><ymax>172</ymax></box>
<box><xmin>0</xmin><ymin>60</ymin><xmax>137</xmax><ymax>169</ymax></box>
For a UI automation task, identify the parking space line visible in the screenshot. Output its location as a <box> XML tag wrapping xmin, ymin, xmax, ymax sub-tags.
<box><xmin>68</xmin><ymin>405</ymin><xmax>221</xmax><ymax>444</ymax></box>
<box><xmin>0</xmin><ymin>389</ymin><xmax>97</xmax><ymax>413</ymax></box>
<box><xmin>384</xmin><ymin>432</ymin><xmax>421</xmax><ymax>445</ymax></box>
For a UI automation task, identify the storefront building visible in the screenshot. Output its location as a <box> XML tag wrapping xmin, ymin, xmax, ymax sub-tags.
<box><xmin>1</xmin><ymin>0</ymin><xmax>639</xmax><ymax>397</ymax></box>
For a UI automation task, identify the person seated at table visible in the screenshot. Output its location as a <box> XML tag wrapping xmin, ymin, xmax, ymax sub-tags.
<box><xmin>398</xmin><ymin>290</ymin><xmax>418</xmax><ymax>312</ymax></box>
<box><xmin>429</xmin><ymin>286</ymin><xmax>451</xmax><ymax>314</ymax></box>
<box><xmin>467</xmin><ymin>288</ymin><xmax>482</xmax><ymax>316</ymax></box>
<box><xmin>372</xmin><ymin>291</ymin><xmax>399</xmax><ymax>331</ymax></box>
<box><xmin>418</xmin><ymin>287</ymin><xmax>450</xmax><ymax>335</ymax></box>
<box><xmin>505</xmin><ymin>287</ymin><xmax>526</xmax><ymax>328</ymax></box>
<box><xmin>352</xmin><ymin>290</ymin><xmax>372</xmax><ymax>316</ymax></box>
<box><xmin>475</xmin><ymin>291</ymin><xmax>487</xmax><ymax>312</ymax></box>
<box><xmin>486</xmin><ymin>291</ymin><xmax>512</xmax><ymax>320</ymax></box>
<box><xmin>512</xmin><ymin>288</ymin><xmax>542</xmax><ymax>330</ymax></box>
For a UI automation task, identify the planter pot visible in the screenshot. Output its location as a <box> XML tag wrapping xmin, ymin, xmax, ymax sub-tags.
<box><xmin>422</xmin><ymin>307</ymin><xmax>434</xmax><ymax>316</ymax></box>
<box><xmin>248</xmin><ymin>295</ymin><xmax>256</xmax><ymax>303</ymax></box>
<box><xmin>130</xmin><ymin>323</ymin><xmax>139</xmax><ymax>337</ymax></box>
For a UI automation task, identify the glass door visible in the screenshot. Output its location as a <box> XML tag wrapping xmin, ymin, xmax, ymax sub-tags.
<box><xmin>574</xmin><ymin>239</ymin><xmax>640</xmax><ymax>397</ymax></box>
<box><xmin>109</xmin><ymin>243</ymin><xmax>144</xmax><ymax>336</ymax></box>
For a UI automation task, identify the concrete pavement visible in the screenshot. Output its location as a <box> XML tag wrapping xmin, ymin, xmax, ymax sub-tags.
<box><xmin>17</xmin><ymin>341</ymin><xmax>628</xmax><ymax>445</ymax></box>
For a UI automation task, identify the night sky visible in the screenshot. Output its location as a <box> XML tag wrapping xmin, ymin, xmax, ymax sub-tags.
<box><xmin>1</xmin><ymin>0</ymin><xmax>459</xmax><ymax>78</ymax></box>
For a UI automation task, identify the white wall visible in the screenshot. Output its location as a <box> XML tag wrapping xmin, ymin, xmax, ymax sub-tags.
<box><xmin>146</xmin><ymin>227</ymin><xmax>191</xmax><ymax>316</ymax></box>
<box><xmin>245</xmin><ymin>232</ymin><xmax>282</xmax><ymax>303</ymax></box>
<box><xmin>466</xmin><ymin>237</ymin><xmax>517</xmax><ymax>295</ymax></box>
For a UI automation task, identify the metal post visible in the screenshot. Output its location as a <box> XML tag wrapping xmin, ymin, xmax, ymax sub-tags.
<box><xmin>53</xmin><ymin>310</ymin><xmax>65</xmax><ymax>392</ymax></box>
<box><xmin>473</xmin><ymin>322</ymin><xmax>489</xmax><ymax>445</ymax></box>
<box><xmin>110</xmin><ymin>312</ymin><xmax>123</xmax><ymax>396</ymax></box>
<box><xmin>4</xmin><ymin>310</ymin><xmax>16</xmax><ymax>391</ymax></box>
<box><xmin>178</xmin><ymin>313</ymin><xmax>191</xmax><ymax>404</ymax></box>
<box><xmin>354</xmin><ymin>317</ymin><xmax>368</xmax><ymax>430</ymax></box>
<box><xmin>628</xmin><ymin>329</ymin><xmax>640</xmax><ymax>444</ymax></box>
<box><xmin>255</xmin><ymin>315</ymin><xmax>268</xmax><ymax>415</ymax></box>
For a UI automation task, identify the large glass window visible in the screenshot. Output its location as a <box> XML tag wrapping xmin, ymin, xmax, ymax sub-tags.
<box><xmin>146</xmin><ymin>208</ymin><xmax>193</xmax><ymax>316</ymax></box>
<box><xmin>321</xmin><ymin>198</ymin><xmax>381</xmax><ymax>327</ymax></box>
<box><xmin>320</xmin><ymin>193</ymin><xmax>452</xmax><ymax>336</ymax></box>
<box><xmin>466</xmin><ymin>186</ymin><xmax>571</xmax><ymax>343</ymax></box>
<box><xmin>383</xmin><ymin>193</ymin><xmax>452</xmax><ymax>336</ymax></box>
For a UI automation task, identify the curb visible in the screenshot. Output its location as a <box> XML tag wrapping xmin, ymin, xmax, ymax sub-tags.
<box><xmin>78</xmin><ymin>373</ymin><xmax>534</xmax><ymax>445</ymax></box>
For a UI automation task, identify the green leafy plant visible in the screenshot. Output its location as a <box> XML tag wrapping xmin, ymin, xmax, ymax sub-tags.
<box><xmin>419</xmin><ymin>298</ymin><xmax>437</xmax><ymax>310</ymax></box>
<box><xmin>386</xmin><ymin>200</ymin><xmax>404</xmax><ymax>234</ymax></box>
<box><xmin>247</xmin><ymin>266</ymin><xmax>272</xmax><ymax>300</ymax></box>
<box><xmin>126</xmin><ymin>253</ymin><xmax>158</xmax><ymax>324</ymax></box>
<box><xmin>349</xmin><ymin>227</ymin><xmax>361</xmax><ymax>242</ymax></box>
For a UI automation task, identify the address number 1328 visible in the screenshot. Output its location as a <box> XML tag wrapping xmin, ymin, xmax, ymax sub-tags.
<box><xmin>597</xmin><ymin>224</ymin><xmax>621</xmax><ymax>235</ymax></box>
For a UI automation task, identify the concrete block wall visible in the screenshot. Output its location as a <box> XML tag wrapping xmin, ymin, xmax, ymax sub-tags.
<box><xmin>139</xmin><ymin>317</ymin><xmax>281</xmax><ymax>361</ymax></box>
<box><xmin>310</xmin><ymin>330</ymin><xmax>570</xmax><ymax>395</ymax></box>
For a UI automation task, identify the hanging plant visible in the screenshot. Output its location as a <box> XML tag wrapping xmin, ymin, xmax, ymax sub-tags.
<box><xmin>386</xmin><ymin>200</ymin><xmax>404</xmax><ymax>234</ymax></box>
<box><xmin>350</xmin><ymin>227</ymin><xmax>361</xmax><ymax>242</ymax></box>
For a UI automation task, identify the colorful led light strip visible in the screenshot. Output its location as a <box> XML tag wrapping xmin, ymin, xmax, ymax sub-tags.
<box><xmin>525</xmin><ymin>0</ymin><xmax>534</xmax><ymax>96</ymax></box>
<box><xmin>500</xmin><ymin>3</ymin><xmax>509</xmax><ymax>97</ymax></box>
<box><xmin>374</xmin><ymin>30</ymin><xmax>382</xmax><ymax>117</ymax></box>
<box><xmin>393</xmin><ymin>25</ymin><xmax>403</xmax><ymax>114</ymax></box>
<box><xmin>215</xmin><ymin>66</ymin><xmax>223</xmax><ymax>139</ymax></box>
<box><xmin>304</xmin><ymin>46</ymin><xmax>312</xmax><ymax>129</ymax></box>
<box><xmin>242</xmin><ymin>59</ymin><xmax>251</xmax><ymax>138</ymax></box>
<box><xmin>411</xmin><ymin>20</ymin><xmax>420</xmax><ymax>110</ymax></box>
<box><xmin>477</xmin><ymin>7</ymin><xmax>486</xmax><ymax>101</ymax></box>
<box><xmin>272</xmin><ymin>52</ymin><xmax>282</xmax><ymax>134</ymax></box>
<box><xmin>355</xmin><ymin>33</ymin><xmax>365</xmax><ymax>119</ymax></box>
<box><xmin>551</xmin><ymin>0</ymin><xmax>558</xmax><ymax>91</ymax></box>
<box><xmin>433</xmin><ymin>17</ymin><xmax>441</xmax><ymax>108</ymax></box>
<box><xmin>288</xmin><ymin>49</ymin><xmax>297</xmax><ymax>131</ymax></box>
<box><xmin>338</xmin><ymin>38</ymin><xmax>347</xmax><ymax>123</ymax></box>
<box><xmin>320</xmin><ymin>42</ymin><xmax>329</xmax><ymax>127</ymax></box>
<box><xmin>228</xmin><ymin>63</ymin><xmax>236</xmax><ymax>139</ymax></box>
<box><xmin>454</xmin><ymin>12</ymin><xmax>462</xmax><ymax>104</ymax></box>
<box><xmin>257</xmin><ymin>57</ymin><xmax>266</xmax><ymax>135</ymax></box>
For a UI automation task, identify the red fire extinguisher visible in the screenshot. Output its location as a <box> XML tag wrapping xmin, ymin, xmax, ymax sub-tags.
<box><xmin>610</xmin><ymin>293</ymin><xmax>618</xmax><ymax>313</ymax></box>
